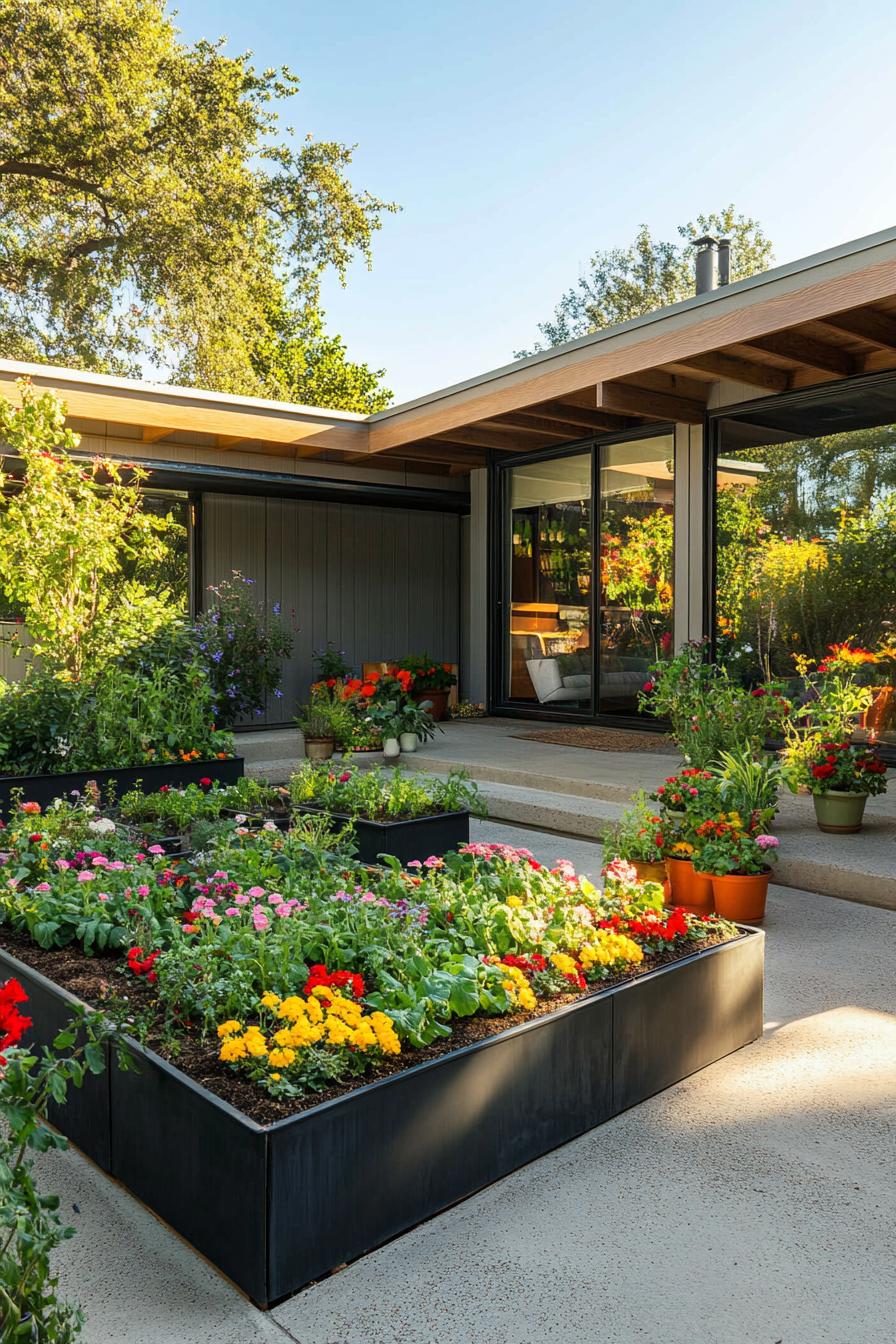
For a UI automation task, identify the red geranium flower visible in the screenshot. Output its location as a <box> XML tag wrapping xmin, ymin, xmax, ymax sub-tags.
<box><xmin>0</xmin><ymin>977</ymin><xmax>32</xmax><ymax>1064</ymax></box>
<box><xmin>199</xmin><ymin>777</ymin><xmax>212</xmax><ymax>789</ymax></box>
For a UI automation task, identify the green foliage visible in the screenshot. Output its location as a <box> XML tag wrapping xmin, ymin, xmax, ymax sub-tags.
<box><xmin>289</xmin><ymin>761</ymin><xmax>483</xmax><ymax>821</ymax></box>
<box><xmin>312</xmin><ymin>643</ymin><xmax>353</xmax><ymax>682</ymax></box>
<box><xmin>0</xmin><ymin>384</ymin><xmax>184</xmax><ymax>681</ymax></box>
<box><xmin>0</xmin><ymin>0</ymin><xmax>396</xmax><ymax>409</ymax></box>
<box><xmin>0</xmin><ymin>660</ymin><xmax>232</xmax><ymax>777</ymax></box>
<box><xmin>193</xmin><ymin>574</ymin><xmax>293</xmax><ymax>728</ymax></box>
<box><xmin>395</xmin><ymin>655</ymin><xmax>457</xmax><ymax>691</ymax></box>
<box><xmin>517</xmin><ymin>207</ymin><xmax>773</xmax><ymax>354</ymax></box>
<box><xmin>0</xmin><ymin>988</ymin><xmax>117</xmax><ymax>1340</ymax></box>
<box><xmin>601</xmin><ymin>792</ymin><xmax>664</xmax><ymax>864</ymax></box>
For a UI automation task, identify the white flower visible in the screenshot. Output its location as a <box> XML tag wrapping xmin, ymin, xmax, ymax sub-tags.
<box><xmin>88</xmin><ymin>817</ymin><xmax>116</xmax><ymax>835</ymax></box>
<box><xmin>234</xmin><ymin>813</ymin><xmax>248</xmax><ymax>824</ymax></box>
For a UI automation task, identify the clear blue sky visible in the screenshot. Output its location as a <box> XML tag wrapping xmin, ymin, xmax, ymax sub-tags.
<box><xmin>178</xmin><ymin>0</ymin><xmax>896</xmax><ymax>405</ymax></box>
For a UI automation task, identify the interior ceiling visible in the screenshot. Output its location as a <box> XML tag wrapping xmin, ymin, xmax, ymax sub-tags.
<box><xmin>376</xmin><ymin>298</ymin><xmax>896</xmax><ymax>475</ymax></box>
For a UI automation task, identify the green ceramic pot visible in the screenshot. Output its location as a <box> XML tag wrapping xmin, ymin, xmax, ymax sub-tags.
<box><xmin>812</xmin><ymin>790</ymin><xmax>868</xmax><ymax>834</ymax></box>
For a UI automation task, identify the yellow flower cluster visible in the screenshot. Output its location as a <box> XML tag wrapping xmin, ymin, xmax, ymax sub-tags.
<box><xmin>550</xmin><ymin>952</ymin><xmax>578</xmax><ymax>976</ymax></box>
<box><xmin>217</xmin><ymin>990</ymin><xmax>401</xmax><ymax>1075</ymax></box>
<box><xmin>505</xmin><ymin>894</ymin><xmax>523</xmax><ymax>908</ymax></box>
<box><xmin>499</xmin><ymin>963</ymin><xmax>537</xmax><ymax>1012</ymax></box>
<box><xmin>579</xmin><ymin>930</ymin><xmax>644</xmax><ymax>971</ymax></box>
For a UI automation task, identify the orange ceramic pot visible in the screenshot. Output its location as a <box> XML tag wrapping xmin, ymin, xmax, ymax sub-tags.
<box><xmin>632</xmin><ymin>859</ymin><xmax>668</xmax><ymax>885</ymax></box>
<box><xmin>664</xmin><ymin>857</ymin><xmax>715</xmax><ymax>915</ymax></box>
<box><xmin>709</xmin><ymin>868</ymin><xmax>771</xmax><ymax>924</ymax></box>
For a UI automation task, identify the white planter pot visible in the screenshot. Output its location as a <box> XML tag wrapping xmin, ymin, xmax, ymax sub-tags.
<box><xmin>383</xmin><ymin>737</ymin><xmax>401</xmax><ymax>759</ymax></box>
<box><xmin>399</xmin><ymin>732</ymin><xmax>419</xmax><ymax>753</ymax></box>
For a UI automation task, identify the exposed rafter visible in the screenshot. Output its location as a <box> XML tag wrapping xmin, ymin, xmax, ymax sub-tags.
<box><xmin>818</xmin><ymin>307</ymin><xmax>896</xmax><ymax>352</ymax></box>
<box><xmin>663</xmin><ymin>351</ymin><xmax>790</xmax><ymax>392</ymax></box>
<box><xmin>431</xmin><ymin>426</ymin><xmax>541</xmax><ymax>451</ymax></box>
<box><xmin>481</xmin><ymin>412</ymin><xmax>578</xmax><ymax>440</ymax></box>
<box><xmin>741</xmin><ymin>331</ymin><xmax>858</xmax><ymax>377</ymax></box>
<box><xmin>595</xmin><ymin>381</ymin><xmax>707</xmax><ymax>424</ymax></box>
<box><xmin>141</xmin><ymin>425</ymin><xmax>172</xmax><ymax>443</ymax></box>
<box><xmin>514</xmin><ymin>401</ymin><xmax>635</xmax><ymax>433</ymax></box>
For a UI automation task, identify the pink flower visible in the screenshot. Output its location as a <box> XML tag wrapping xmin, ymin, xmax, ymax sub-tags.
<box><xmin>133</xmin><ymin>853</ymin><xmax>146</xmax><ymax>863</ymax></box>
<box><xmin>77</xmin><ymin>871</ymin><xmax>96</xmax><ymax>882</ymax></box>
<box><xmin>147</xmin><ymin>845</ymin><xmax>165</xmax><ymax>856</ymax></box>
<box><xmin>92</xmin><ymin>854</ymin><xmax>109</xmax><ymax>867</ymax></box>
<box><xmin>35</xmin><ymin>882</ymin><xmax>51</xmax><ymax>892</ymax></box>
<box><xmin>224</xmin><ymin>906</ymin><xmax>239</xmax><ymax>917</ymax></box>
<box><xmin>55</xmin><ymin>858</ymin><xmax>70</xmax><ymax>871</ymax></box>
<box><xmin>247</xmin><ymin>886</ymin><xmax>265</xmax><ymax>898</ymax></box>
<box><xmin>98</xmin><ymin>893</ymin><xmax>109</xmax><ymax>902</ymax></box>
<box><xmin>273</xmin><ymin>904</ymin><xmax>292</xmax><ymax>918</ymax></box>
<box><xmin>136</xmin><ymin>884</ymin><xmax>150</xmax><ymax>897</ymax></box>
<box><xmin>252</xmin><ymin>904</ymin><xmax>270</xmax><ymax>932</ymax></box>
<box><xmin>407</xmin><ymin>859</ymin><xmax>422</xmax><ymax>869</ymax></box>
<box><xmin>423</xmin><ymin>856</ymin><xmax>443</xmax><ymax>869</ymax></box>
<box><xmin>756</xmin><ymin>834</ymin><xmax>779</xmax><ymax>851</ymax></box>
<box><xmin>339</xmin><ymin>771</ymin><xmax>351</xmax><ymax>783</ymax></box>
<box><xmin>234</xmin><ymin>892</ymin><xmax>250</xmax><ymax>905</ymax></box>
<box><xmin>267</xmin><ymin>892</ymin><xmax>283</xmax><ymax>905</ymax></box>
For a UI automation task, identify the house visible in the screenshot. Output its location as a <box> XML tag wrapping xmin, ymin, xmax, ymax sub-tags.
<box><xmin>3</xmin><ymin>225</ymin><xmax>896</xmax><ymax>738</ymax></box>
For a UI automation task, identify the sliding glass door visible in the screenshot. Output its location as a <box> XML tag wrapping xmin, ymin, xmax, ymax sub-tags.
<box><xmin>598</xmin><ymin>435</ymin><xmax>674</xmax><ymax>715</ymax></box>
<box><xmin>505</xmin><ymin>452</ymin><xmax>592</xmax><ymax>710</ymax></box>
<box><xmin>499</xmin><ymin>432</ymin><xmax>674</xmax><ymax>718</ymax></box>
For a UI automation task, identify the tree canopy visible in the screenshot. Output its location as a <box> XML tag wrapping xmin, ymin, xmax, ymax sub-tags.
<box><xmin>0</xmin><ymin>0</ymin><xmax>395</xmax><ymax>410</ymax></box>
<box><xmin>516</xmin><ymin>207</ymin><xmax>774</xmax><ymax>356</ymax></box>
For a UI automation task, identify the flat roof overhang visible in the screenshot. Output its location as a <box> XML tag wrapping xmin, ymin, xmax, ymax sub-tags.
<box><xmin>4</xmin><ymin>224</ymin><xmax>896</xmax><ymax>477</ymax></box>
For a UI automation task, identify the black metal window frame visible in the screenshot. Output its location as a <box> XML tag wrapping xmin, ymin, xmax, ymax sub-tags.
<box><xmin>702</xmin><ymin>365</ymin><xmax>896</xmax><ymax>660</ymax></box>
<box><xmin>488</xmin><ymin>421</ymin><xmax>676</xmax><ymax>726</ymax></box>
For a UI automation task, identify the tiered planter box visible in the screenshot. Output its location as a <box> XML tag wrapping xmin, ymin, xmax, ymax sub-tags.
<box><xmin>295</xmin><ymin>804</ymin><xmax>470</xmax><ymax>865</ymax></box>
<box><xmin>0</xmin><ymin>757</ymin><xmax>245</xmax><ymax>820</ymax></box>
<box><xmin>0</xmin><ymin>929</ymin><xmax>764</xmax><ymax>1306</ymax></box>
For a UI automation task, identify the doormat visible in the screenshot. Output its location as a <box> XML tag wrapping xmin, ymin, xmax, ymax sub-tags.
<box><xmin>510</xmin><ymin>726</ymin><xmax>678</xmax><ymax>753</ymax></box>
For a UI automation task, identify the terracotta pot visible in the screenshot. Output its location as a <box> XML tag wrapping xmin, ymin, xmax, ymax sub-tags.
<box><xmin>303</xmin><ymin>736</ymin><xmax>334</xmax><ymax>762</ymax></box>
<box><xmin>812</xmin><ymin>790</ymin><xmax>869</xmax><ymax>834</ymax></box>
<box><xmin>709</xmin><ymin>868</ymin><xmax>771</xmax><ymax>924</ymax></box>
<box><xmin>664</xmin><ymin>856</ymin><xmax>715</xmax><ymax>915</ymax></box>
<box><xmin>631</xmin><ymin>859</ymin><xmax>668</xmax><ymax>885</ymax></box>
<box><xmin>412</xmin><ymin>689</ymin><xmax>449</xmax><ymax>721</ymax></box>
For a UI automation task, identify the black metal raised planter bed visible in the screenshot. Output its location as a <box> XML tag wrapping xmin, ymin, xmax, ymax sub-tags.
<box><xmin>0</xmin><ymin>757</ymin><xmax>245</xmax><ymax>820</ymax></box>
<box><xmin>0</xmin><ymin>929</ymin><xmax>764</xmax><ymax>1307</ymax></box>
<box><xmin>295</xmin><ymin>804</ymin><xmax>470</xmax><ymax>865</ymax></box>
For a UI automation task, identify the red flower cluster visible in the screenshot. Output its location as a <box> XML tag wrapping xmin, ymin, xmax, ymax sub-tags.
<box><xmin>199</xmin><ymin>776</ymin><xmax>213</xmax><ymax>789</ymax></box>
<box><xmin>127</xmin><ymin>947</ymin><xmax>160</xmax><ymax>983</ymax></box>
<box><xmin>303</xmin><ymin>964</ymin><xmax>366</xmax><ymax>1000</ymax></box>
<box><xmin>599</xmin><ymin>908</ymin><xmax>689</xmax><ymax>942</ymax></box>
<box><xmin>0</xmin><ymin>977</ymin><xmax>32</xmax><ymax>1064</ymax></box>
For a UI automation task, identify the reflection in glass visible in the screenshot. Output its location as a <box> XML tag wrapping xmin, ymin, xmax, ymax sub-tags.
<box><xmin>715</xmin><ymin>422</ymin><xmax>896</xmax><ymax>742</ymax></box>
<box><xmin>507</xmin><ymin>453</ymin><xmax>591</xmax><ymax>708</ymax></box>
<box><xmin>598</xmin><ymin>436</ymin><xmax>674</xmax><ymax>714</ymax></box>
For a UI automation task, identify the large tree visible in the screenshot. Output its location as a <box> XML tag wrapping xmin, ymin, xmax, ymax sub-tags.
<box><xmin>0</xmin><ymin>0</ymin><xmax>394</xmax><ymax>409</ymax></box>
<box><xmin>516</xmin><ymin>207</ymin><xmax>774</xmax><ymax>356</ymax></box>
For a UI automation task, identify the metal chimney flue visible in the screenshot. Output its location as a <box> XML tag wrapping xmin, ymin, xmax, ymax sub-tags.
<box><xmin>717</xmin><ymin>238</ymin><xmax>731</xmax><ymax>286</ymax></box>
<box><xmin>694</xmin><ymin>236</ymin><xmax>719</xmax><ymax>295</ymax></box>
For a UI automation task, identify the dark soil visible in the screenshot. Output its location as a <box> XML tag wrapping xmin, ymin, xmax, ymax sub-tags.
<box><xmin>0</xmin><ymin>926</ymin><xmax>736</xmax><ymax>1128</ymax></box>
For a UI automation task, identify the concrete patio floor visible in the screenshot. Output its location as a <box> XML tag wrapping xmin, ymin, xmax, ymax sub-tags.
<box><xmin>243</xmin><ymin>718</ymin><xmax>896</xmax><ymax>908</ymax></box>
<box><xmin>37</xmin><ymin>817</ymin><xmax>895</xmax><ymax>1344</ymax></box>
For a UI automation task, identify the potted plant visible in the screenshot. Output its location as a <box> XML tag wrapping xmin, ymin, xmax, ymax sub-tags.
<box><xmin>693</xmin><ymin>818</ymin><xmax>779</xmax><ymax>923</ymax></box>
<box><xmin>650</xmin><ymin>768</ymin><xmax>720</xmax><ymax>911</ymax></box>
<box><xmin>602</xmin><ymin>792</ymin><xmax>667</xmax><ymax>884</ymax></box>
<box><xmin>789</xmin><ymin>739</ymin><xmax>888</xmax><ymax>833</ymax></box>
<box><xmin>295</xmin><ymin>693</ymin><xmax>337</xmax><ymax>762</ymax></box>
<box><xmin>397</xmin><ymin>700</ymin><xmax>441</xmax><ymax>754</ymax></box>
<box><xmin>396</xmin><ymin>654</ymin><xmax>457</xmax><ymax>721</ymax></box>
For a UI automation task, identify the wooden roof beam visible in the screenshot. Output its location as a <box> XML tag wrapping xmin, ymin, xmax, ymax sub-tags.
<box><xmin>595</xmin><ymin>381</ymin><xmax>707</xmax><ymax>424</ymax></box>
<box><xmin>514</xmin><ymin>401</ymin><xmax>635</xmax><ymax>433</ymax></box>
<box><xmin>481</xmin><ymin>412</ymin><xmax>581</xmax><ymax>440</ymax></box>
<box><xmin>141</xmin><ymin>425</ymin><xmax>173</xmax><ymax>443</ymax></box>
<box><xmin>741</xmin><ymin>330</ymin><xmax>859</xmax><ymax>377</ymax></box>
<box><xmin>817</xmin><ymin>307</ymin><xmax>896</xmax><ymax>352</ymax></box>
<box><xmin>431</xmin><ymin>426</ymin><xmax>541</xmax><ymax>451</ymax></box>
<box><xmin>663</xmin><ymin>351</ymin><xmax>790</xmax><ymax>392</ymax></box>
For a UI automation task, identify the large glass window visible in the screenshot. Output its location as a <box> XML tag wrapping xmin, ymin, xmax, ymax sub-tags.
<box><xmin>715</xmin><ymin>407</ymin><xmax>896</xmax><ymax>743</ymax></box>
<box><xmin>598</xmin><ymin>435</ymin><xmax>674</xmax><ymax>714</ymax></box>
<box><xmin>506</xmin><ymin>453</ymin><xmax>592</xmax><ymax>708</ymax></box>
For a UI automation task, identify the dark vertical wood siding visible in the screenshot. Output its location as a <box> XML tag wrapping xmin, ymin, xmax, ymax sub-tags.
<box><xmin>201</xmin><ymin>494</ymin><xmax>461</xmax><ymax>725</ymax></box>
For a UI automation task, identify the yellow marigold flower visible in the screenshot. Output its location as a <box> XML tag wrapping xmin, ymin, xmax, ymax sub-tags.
<box><xmin>260</xmin><ymin>992</ymin><xmax>281</xmax><ymax>1010</ymax></box>
<box><xmin>219</xmin><ymin>1037</ymin><xmax>247</xmax><ymax>1063</ymax></box>
<box><xmin>369</xmin><ymin>1011</ymin><xmax>401</xmax><ymax>1055</ymax></box>
<box><xmin>505</xmin><ymin>894</ymin><xmax>523</xmax><ymax>908</ymax></box>
<box><xmin>310</xmin><ymin>985</ymin><xmax>331</xmax><ymax>1001</ymax></box>
<box><xmin>518</xmin><ymin>985</ymin><xmax>537</xmax><ymax>1012</ymax></box>
<box><xmin>277</xmin><ymin>996</ymin><xmax>308</xmax><ymax>1022</ymax></box>
<box><xmin>217</xmin><ymin>1020</ymin><xmax>242</xmax><ymax>1039</ymax></box>
<box><xmin>242</xmin><ymin>1026</ymin><xmax>269</xmax><ymax>1057</ymax></box>
<box><xmin>325</xmin><ymin>1017</ymin><xmax>354</xmax><ymax>1047</ymax></box>
<box><xmin>551</xmin><ymin>953</ymin><xmax>578</xmax><ymax>976</ymax></box>
<box><xmin>305</xmin><ymin>995</ymin><xmax>324</xmax><ymax>1024</ymax></box>
<box><xmin>351</xmin><ymin>1022</ymin><xmax>378</xmax><ymax>1051</ymax></box>
<box><xmin>270</xmin><ymin>1072</ymin><xmax>281</xmax><ymax>1081</ymax></box>
<box><xmin>267</xmin><ymin>1047</ymin><xmax>296</xmax><ymax>1068</ymax></box>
